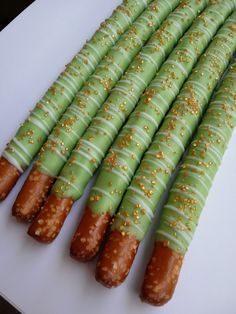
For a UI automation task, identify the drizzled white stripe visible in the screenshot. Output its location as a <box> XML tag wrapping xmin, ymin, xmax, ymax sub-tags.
<box><xmin>75</xmin><ymin>150</ymin><xmax>99</xmax><ymax>167</ymax></box>
<box><xmin>112</xmin><ymin>46</ymin><xmax>131</xmax><ymax>63</ymax></box>
<box><xmin>93</xmin><ymin>116</ymin><xmax>117</xmax><ymax>133</ymax></box>
<box><xmin>55</xmin><ymin>81</ymin><xmax>74</xmax><ymax>101</ymax></box>
<box><xmin>85</xmin><ymin>43</ymin><xmax>100</xmax><ymax>60</ymax></box>
<box><xmin>145</xmin><ymin>149</ymin><xmax>175</xmax><ymax>168</ymax></box>
<box><xmin>39</xmin><ymin>101</ymin><xmax>57</xmax><ymax>123</ymax></box>
<box><xmin>106</xmin><ymin>105</ymin><xmax>125</xmax><ymax>122</ymax></box>
<box><xmin>118</xmin><ymin>5</ymin><xmax>132</xmax><ymax>25</ymax></box>
<box><xmin>66</xmin><ymin>108</ymin><xmax>89</xmax><ymax>128</ymax></box>
<box><xmin>107</xmin><ymin>65</ymin><xmax>120</xmax><ymax>81</ymax></box>
<box><xmin>196</xmin><ymin>24</ymin><xmax>212</xmax><ymax>40</ymax></box>
<box><xmin>154</xmin><ymin>77</ymin><xmax>179</xmax><ymax>94</ymax></box>
<box><xmin>80</xmin><ymin>139</ymin><xmax>104</xmax><ymax>157</ymax></box>
<box><xmin>128</xmin><ymin>186</ymin><xmax>154</xmax><ymax>206</ymax></box>
<box><xmin>77</xmin><ymin>54</ymin><xmax>95</xmax><ymax>71</ymax></box>
<box><xmin>186</xmin><ymin>81</ymin><xmax>209</xmax><ymax>102</ymax></box>
<box><xmin>165</xmin><ymin>59</ymin><xmax>188</xmax><ymax>77</ymax></box>
<box><xmin>163</xmin><ymin>0</ymin><xmax>173</xmax><ymax>11</ymax></box>
<box><xmin>71</xmin><ymin>158</ymin><xmax>93</xmax><ymax>176</ymax></box>
<box><xmin>86</xmin><ymin>51</ymin><xmax>98</xmax><ymax>65</ymax></box>
<box><xmin>199</xmin><ymin>123</ymin><xmax>227</xmax><ymax>141</ymax></box>
<box><xmin>152</xmin><ymin>91</ymin><xmax>169</xmax><ymax>108</ymax></box>
<box><xmin>117</xmin><ymin>213</ymin><xmax>145</xmax><ymax>234</ymax></box>
<box><xmin>210</xmin><ymin>105</ymin><xmax>236</xmax><ymax>120</ymax></box>
<box><xmin>68</xmin><ymin>65</ymin><xmax>85</xmax><ymax>83</ymax></box>
<box><xmin>141</xmin><ymin>160</ymin><xmax>169</xmax><ymax>188</ymax></box>
<box><xmin>88</xmin><ymin>83</ymin><xmax>104</xmax><ymax>101</ymax></box>
<box><xmin>106</xmin><ymin>23</ymin><xmax>118</xmax><ymax>38</ymax></box>
<box><xmin>171</xmin><ymin>186</ymin><xmax>205</xmax><ymax>206</ymax></box>
<box><xmin>221</xmin><ymin>1</ymin><xmax>233</xmax><ymax>12</ymax></box>
<box><xmin>100</xmin><ymin>29</ymin><xmax>115</xmax><ymax>44</ymax></box>
<box><xmin>2</xmin><ymin>151</ymin><xmax>23</xmax><ymax>172</ymax></box>
<box><xmin>163</xmin><ymin>217</ymin><xmax>193</xmax><ymax>244</ymax></box>
<box><xmin>215</xmin><ymin>35</ymin><xmax>233</xmax><ymax>52</ymax></box>
<box><xmin>182</xmin><ymin>162</ymin><xmax>213</xmax><ymax>184</ymax></box>
<box><xmin>126</xmin><ymin>195</ymin><xmax>153</xmax><ymax>221</ymax></box>
<box><xmin>156</xmin><ymin>229</ymin><xmax>186</xmax><ymax>251</ymax></box>
<box><xmin>89</xmin><ymin>126</ymin><xmax>113</xmax><ymax>141</ymax></box>
<box><xmin>113</xmin><ymin>86</ymin><xmax>139</xmax><ymax>103</ymax></box>
<box><xmin>92</xmin><ymin>186</ymin><xmax>115</xmax><ymax>201</ymax></box>
<box><xmin>125</xmin><ymin>123</ymin><xmax>151</xmax><ymax>141</ymax></box>
<box><xmin>192</xmin><ymin>141</ymin><xmax>221</xmax><ymax>165</ymax></box>
<box><xmin>63</xmin><ymin>72</ymin><xmax>79</xmax><ymax>90</ymax></box>
<box><xmin>57</xmin><ymin>176</ymin><xmax>82</xmax><ymax>193</ymax></box>
<box><xmin>80</xmin><ymin>92</ymin><xmax>101</xmax><ymax>109</ymax></box>
<box><xmin>157</xmin><ymin>131</ymin><xmax>185</xmax><ymax>152</ymax></box>
<box><xmin>139</xmin><ymin>52</ymin><xmax>158</xmax><ymax>69</ymax></box>
<box><xmin>112</xmin><ymin>147</ymin><xmax>139</xmax><ymax>162</ymax></box>
<box><xmin>169</xmin><ymin>18</ymin><xmax>183</xmax><ymax>37</ymax></box>
<box><xmin>144</xmin><ymin>43</ymin><xmax>166</xmax><ymax>59</ymax></box>
<box><xmin>138</xmin><ymin>111</ymin><xmax>158</xmax><ymax>128</ymax></box>
<box><xmin>74</xmin><ymin>144</ymin><xmax>99</xmax><ymax>162</ymax></box>
<box><xmin>62</xmin><ymin>75</ymin><xmax>78</xmax><ymax>92</ymax></box>
<box><xmin>150</xmin><ymin>81</ymin><xmax>176</xmax><ymax>98</ymax></box>
<box><xmin>134</xmin><ymin>21</ymin><xmax>149</xmax><ymax>32</ymax></box>
<box><xmin>152</xmin><ymin>138</ymin><xmax>176</xmax><ymax>155</ymax></box>
<box><xmin>7</xmin><ymin>144</ymin><xmax>29</xmax><ymax>166</ymax></box>
<box><xmin>148</xmin><ymin>99</ymin><xmax>164</xmax><ymax>116</ymax></box>
<box><xmin>164</xmin><ymin>204</ymin><xmax>190</xmax><ymax>221</ymax></box>
<box><xmin>186</xmin><ymin>4</ymin><xmax>197</xmax><ymax>19</ymax></box>
<box><xmin>129</xmin><ymin>72</ymin><xmax>147</xmax><ymax>88</ymax></box>
<box><xmin>179</xmin><ymin>171</ymin><xmax>210</xmax><ymax>193</ymax></box>
<box><xmin>28</xmin><ymin>116</ymin><xmax>49</xmax><ymax>135</ymax></box>
<box><xmin>112</xmin><ymin>18</ymin><xmax>123</xmax><ymax>32</ymax></box>
<box><xmin>12</xmin><ymin>138</ymin><xmax>31</xmax><ymax>159</ymax></box>
<box><xmin>166</xmin><ymin>114</ymin><xmax>194</xmax><ymax>136</ymax></box>
<box><xmin>104</xmin><ymin>165</ymin><xmax>129</xmax><ymax>184</ymax></box>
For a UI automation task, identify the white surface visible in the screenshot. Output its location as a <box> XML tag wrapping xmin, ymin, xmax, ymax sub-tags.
<box><xmin>0</xmin><ymin>1</ymin><xmax>236</xmax><ymax>314</ymax></box>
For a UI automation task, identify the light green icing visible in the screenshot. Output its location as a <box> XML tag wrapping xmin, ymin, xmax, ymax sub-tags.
<box><xmin>52</xmin><ymin>0</ymin><xmax>209</xmax><ymax>200</ymax></box>
<box><xmin>156</xmin><ymin>61</ymin><xmax>236</xmax><ymax>254</ymax></box>
<box><xmin>110</xmin><ymin>10</ymin><xmax>236</xmax><ymax>249</ymax></box>
<box><xmin>2</xmin><ymin>0</ymin><xmax>152</xmax><ymax>172</ymax></box>
<box><xmin>32</xmin><ymin>0</ymin><xmax>180</xmax><ymax>177</ymax></box>
<box><xmin>87</xmin><ymin>0</ymin><xmax>234</xmax><ymax>215</ymax></box>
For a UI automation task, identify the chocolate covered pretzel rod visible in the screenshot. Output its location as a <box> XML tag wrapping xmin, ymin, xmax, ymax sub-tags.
<box><xmin>12</xmin><ymin>0</ymin><xmax>180</xmax><ymax>222</ymax></box>
<box><xmin>0</xmin><ymin>0</ymin><xmax>151</xmax><ymax>200</ymax></box>
<box><xmin>70</xmin><ymin>0</ymin><xmax>232</xmax><ymax>261</ymax></box>
<box><xmin>96</xmin><ymin>9</ymin><xmax>236</xmax><ymax>288</ymax></box>
<box><xmin>28</xmin><ymin>0</ymin><xmax>208</xmax><ymax>244</ymax></box>
<box><xmin>141</xmin><ymin>57</ymin><xmax>236</xmax><ymax>307</ymax></box>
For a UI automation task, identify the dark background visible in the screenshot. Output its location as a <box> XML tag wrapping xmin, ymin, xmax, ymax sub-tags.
<box><xmin>0</xmin><ymin>0</ymin><xmax>34</xmax><ymax>30</ymax></box>
<box><xmin>0</xmin><ymin>1</ymin><xmax>36</xmax><ymax>311</ymax></box>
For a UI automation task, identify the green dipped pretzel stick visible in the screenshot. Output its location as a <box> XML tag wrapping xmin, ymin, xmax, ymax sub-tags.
<box><xmin>27</xmin><ymin>0</ymin><xmax>209</xmax><ymax>243</ymax></box>
<box><xmin>70</xmin><ymin>1</ymin><xmax>234</xmax><ymax>260</ymax></box>
<box><xmin>141</xmin><ymin>54</ymin><xmax>236</xmax><ymax>308</ymax></box>
<box><xmin>95</xmin><ymin>9</ymin><xmax>236</xmax><ymax>289</ymax></box>
<box><xmin>0</xmin><ymin>0</ymin><xmax>152</xmax><ymax>200</ymax></box>
<box><xmin>54</xmin><ymin>0</ymin><xmax>209</xmax><ymax>200</ymax></box>
<box><xmin>12</xmin><ymin>0</ymin><xmax>180</xmax><ymax>222</ymax></box>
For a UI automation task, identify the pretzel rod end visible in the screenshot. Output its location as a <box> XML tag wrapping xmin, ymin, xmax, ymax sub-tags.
<box><xmin>95</xmin><ymin>230</ymin><xmax>139</xmax><ymax>288</ymax></box>
<box><xmin>12</xmin><ymin>168</ymin><xmax>54</xmax><ymax>222</ymax></box>
<box><xmin>140</xmin><ymin>241</ymin><xmax>183</xmax><ymax>306</ymax></box>
<box><xmin>28</xmin><ymin>194</ymin><xmax>73</xmax><ymax>243</ymax></box>
<box><xmin>70</xmin><ymin>206</ymin><xmax>111</xmax><ymax>262</ymax></box>
<box><xmin>0</xmin><ymin>157</ymin><xmax>21</xmax><ymax>201</ymax></box>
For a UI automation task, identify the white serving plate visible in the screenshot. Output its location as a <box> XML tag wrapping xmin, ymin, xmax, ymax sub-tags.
<box><xmin>0</xmin><ymin>1</ymin><xmax>236</xmax><ymax>313</ymax></box>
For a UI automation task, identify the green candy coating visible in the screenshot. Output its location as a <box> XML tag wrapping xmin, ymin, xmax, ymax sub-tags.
<box><xmin>87</xmin><ymin>1</ymin><xmax>233</xmax><ymax>215</ymax></box>
<box><xmin>52</xmin><ymin>0</ymin><xmax>208</xmax><ymax>200</ymax></box>
<box><xmin>33</xmin><ymin>0</ymin><xmax>180</xmax><ymax>177</ymax></box>
<box><xmin>111</xmin><ymin>9</ymin><xmax>236</xmax><ymax>248</ymax></box>
<box><xmin>2</xmin><ymin>0</ymin><xmax>152</xmax><ymax>172</ymax></box>
<box><xmin>156</xmin><ymin>60</ymin><xmax>236</xmax><ymax>254</ymax></box>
